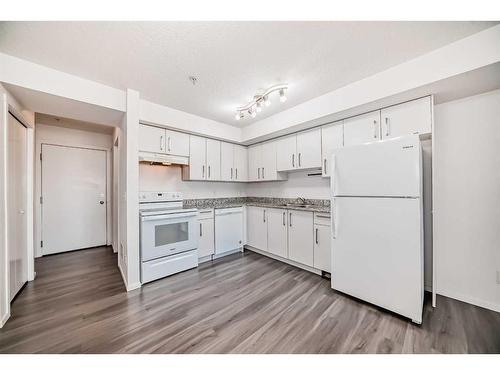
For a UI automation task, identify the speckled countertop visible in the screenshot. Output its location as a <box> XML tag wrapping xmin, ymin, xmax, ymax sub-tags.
<box><xmin>183</xmin><ymin>197</ymin><xmax>330</xmax><ymax>213</ymax></box>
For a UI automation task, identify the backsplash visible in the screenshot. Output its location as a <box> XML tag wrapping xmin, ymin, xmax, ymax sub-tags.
<box><xmin>183</xmin><ymin>196</ymin><xmax>330</xmax><ymax>209</ymax></box>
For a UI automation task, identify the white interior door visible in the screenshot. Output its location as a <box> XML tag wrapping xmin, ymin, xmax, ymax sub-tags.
<box><xmin>7</xmin><ymin>113</ymin><xmax>27</xmax><ymax>300</ymax></box>
<box><xmin>41</xmin><ymin>144</ymin><xmax>107</xmax><ymax>255</ymax></box>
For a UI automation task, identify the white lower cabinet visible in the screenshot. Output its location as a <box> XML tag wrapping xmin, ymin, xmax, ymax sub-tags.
<box><xmin>246</xmin><ymin>206</ymin><xmax>268</xmax><ymax>250</ymax></box>
<box><xmin>287</xmin><ymin>210</ymin><xmax>314</xmax><ymax>267</ymax></box>
<box><xmin>266</xmin><ymin>208</ymin><xmax>288</xmax><ymax>258</ymax></box>
<box><xmin>197</xmin><ymin>209</ymin><xmax>215</xmax><ymax>259</ymax></box>
<box><xmin>313</xmin><ymin>213</ymin><xmax>332</xmax><ymax>272</ymax></box>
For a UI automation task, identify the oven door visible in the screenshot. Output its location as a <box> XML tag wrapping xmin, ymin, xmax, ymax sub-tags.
<box><xmin>140</xmin><ymin>211</ymin><xmax>198</xmax><ymax>261</ymax></box>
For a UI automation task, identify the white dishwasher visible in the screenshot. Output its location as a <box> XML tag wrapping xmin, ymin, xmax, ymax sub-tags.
<box><xmin>215</xmin><ymin>207</ymin><xmax>244</xmax><ymax>255</ymax></box>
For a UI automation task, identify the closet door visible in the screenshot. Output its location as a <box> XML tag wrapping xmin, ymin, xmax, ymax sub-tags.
<box><xmin>7</xmin><ymin>113</ymin><xmax>27</xmax><ymax>300</ymax></box>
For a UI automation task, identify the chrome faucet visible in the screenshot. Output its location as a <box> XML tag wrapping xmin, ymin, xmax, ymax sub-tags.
<box><xmin>296</xmin><ymin>197</ymin><xmax>306</xmax><ymax>204</ymax></box>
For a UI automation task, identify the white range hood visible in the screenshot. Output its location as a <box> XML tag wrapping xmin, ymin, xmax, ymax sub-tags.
<box><xmin>138</xmin><ymin>151</ymin><xmax>189</xmax><ymax>166</ymax></box>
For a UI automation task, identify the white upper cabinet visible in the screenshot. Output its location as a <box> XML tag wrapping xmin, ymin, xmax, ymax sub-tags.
<box><xmin>296</xmin><ymin>128</ymin><xmax>322</xmax><ymax>169</ymax></box>
<box><xmin>276</xmin><ymin>135</ymin><xmax>297</xmax><ymax>171</ymax></box>
<box><xmin>139</xmin><ymin>124</ymin><xmax>189</xmax><ymax>156</ymax></box>
<box><xmin>381</xmin><ymin>97</ymin><xmax>432</xmax><ymax>139</ymax></box>
<box><xmin>248</xmin><ymin>141</ymin><xmax>285</xmax><ymax>182</ymax></box>
<box><xmin>233</xmin><ymin>144</ymin><xmax>248</xmax><ymax>182</ymax></box>
<box><xmin>206</xmin><ymin>139</ymin><xmax>221</xmax><ymax>181</ymax></box>
<box><xmin>164</xmin><ymin>130</ymin><xmax>189</xmax><ymax>157</ymax></box>
<box><xmin>248</xmin><ymin>145</ymin><xmax>261</xmax><ymax>181</ymax></box>
<box><xmin>343</xmin><ymin>111</ymin><xmax>381</xmax><ymax>147</ymax></box>
<box><xmin>139</xmin><ymin>124</ymin><xmax>165</xmax><ymax>153</ymax></box>
<box><xmin>321</xmin><ymin>121</ymin><xmax>343</xmax><ymax>177</ymax></box>
<box><xmin>220</xmin><ymin>142</ymin><xmax>234</xmax><ymax>181</ymax></box>
<box><xmin>276</xmin><ymin>129</ymin><xmax>321</xmax><ymax>171</ymax></box>
<box><xmin>187</xmin><ymin>135</ymin><xmax>207</xmax><ymax>180</ymax></box>
<box><xmin>261</xmin><ymin>141</ymin><xmax>278</xmax><ymax>181</ymax></box>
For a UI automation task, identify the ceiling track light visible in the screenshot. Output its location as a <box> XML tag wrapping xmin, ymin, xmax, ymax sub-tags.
<box><xmin>234</xmin><ymin>83</ymin><xmax>288</xmax><ymax>120</ymax></box>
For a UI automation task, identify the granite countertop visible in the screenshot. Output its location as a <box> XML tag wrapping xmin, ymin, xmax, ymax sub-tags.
<box><xmin>183</xmin><ymin>197</ymin><xmax>331</xmax><ymax>214</ymax></box>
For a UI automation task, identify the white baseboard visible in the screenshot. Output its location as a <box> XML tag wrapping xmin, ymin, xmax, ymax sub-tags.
<box><xmin>0</xmin><ymin>311</ymin><xmax>10</xmax><ymax>329</ymax></box>
<box><xmin>213</xmin><ymin>248</ymin><xmax>243</xmax><ymax>260</ymax></box>
<box><xmin>245</xmin><ymin>246</ymin><xmax>322</xmax><ymax>276</ymax></box>
<box><xmin>437</xmin><ymin>289</ymin><xmax>500</xmax><ymax>313</ymax></box>
<box><xmin>127</xmin><ymin>282</ymin><xmax>142</xmax><ymax>291</ymax></box>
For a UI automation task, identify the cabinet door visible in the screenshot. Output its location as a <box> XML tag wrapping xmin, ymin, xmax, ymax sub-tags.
<box><xmin>165</xmin><ymin>130</ymin><xmax>189</xmax><ymax>156</ymax></box>
<box><xmin>266</xmin><ymin>208</ymin><xmax>288</xmax><ymax>258</ymax></box>
<box><xmin>261</xmin><ymin>141</ymin><xmax>278</xmax><ymax>180</ymax></box>
<box><xmin>381</xmin><ymin>97</ymin><xmax>432</xmax><ymax>139</ymax></box>
<box><xmin>248</xmin><ymin>145</ymin><xmax>261</xmax><ymax>181</ymax></box>
<box><xmin>139</xmin><ymin>124</ymin><xmax>165</xmax><ymax>153</ymax></box>
<box><xmin>343</xmin><ymin>111</ymin><xmax>381</xmax><ymax>147</ymax></box>
<box><xmin>296</xmin><ymin>128</ymin><xmax>321</xmax><ymax>169</ymax></box>
<box><xmin>220</xmin><ymin>142</ymin><xmax>234</xmax><ymax>181</ymax></box>
<box><xmin>287</xmin><ymin>210</ymin><xmax>314</xmax><ymax>267</ymax></box>
<box><xmin>189</xmin><ymin>136</ymin><xmax>206</xmax><ymax>180</ymax></box>
<box><xmin>234</xmin><ymin>144</ymin><xmax>248</xmax><ymax>181</ymax></box>
<box><xmin>246</xmin><ymin>206</ymin><xmax>267</xmax><ymax>250</ymax></box>
<box><xmin>321</xmin><ymin>121</ymin><xmax>343</xmax><ymax>177</ymax></box>
<box><xmin>206</xmin><ymin>139</ymin><xmax>221</xmax><ymax>181</ymax></box>
<box><xmin>276</xmin><ymin>135</ymin><xmax>296</xmax><ymax>171</ymax></box>
<box><xmin>198</xmin><ymin>218</ymin><xmax>214</xmax><ymax>258</ymax></box>
<box><xmin>314</xmin><ymin>224</ymin><xmax>331</xmax><ymax>272</ymax></box>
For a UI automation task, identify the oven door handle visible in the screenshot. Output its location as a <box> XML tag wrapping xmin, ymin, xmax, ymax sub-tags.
<box><xmin>141</xmin><ymin>212</ymin><xmax>198</xmax><ymax>221</ymax></box>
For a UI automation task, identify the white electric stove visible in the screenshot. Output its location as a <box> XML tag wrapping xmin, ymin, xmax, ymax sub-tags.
<box><xmin>139</xmin><ymin>192</ymin><xmax>198</xmax><ymax>284</ymax></box>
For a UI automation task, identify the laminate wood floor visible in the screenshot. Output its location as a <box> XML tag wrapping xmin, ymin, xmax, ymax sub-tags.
<box><xmin>1</xmin><ymin>246</ymin><xmax>499</xmax><ymax>354</ymax></box>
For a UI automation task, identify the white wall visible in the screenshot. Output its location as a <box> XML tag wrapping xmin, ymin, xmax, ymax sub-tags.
<box><xmin>34</xmin><ymin>122</ymin><xmax>113</xmax><ymax>258</ymax></box>
<box><xmin>139</xmin><ymin>164</ymin><xmax>246</xmax><ymax>199</ymax></box>
<box><xmin>434</xmin><ymin>89</ymin><xmax>500</xmax><ymax>312</ymax></box>
<box><xmin>245</xmin><ymin>170</ymin><xmax>330</xmax><ymax>200</ymax></box>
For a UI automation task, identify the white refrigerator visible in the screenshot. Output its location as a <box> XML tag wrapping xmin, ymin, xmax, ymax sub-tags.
<box><xmin>330</xmin><ymin>135</ymin><xmax>424</xmax><ymax>324</ymax></box>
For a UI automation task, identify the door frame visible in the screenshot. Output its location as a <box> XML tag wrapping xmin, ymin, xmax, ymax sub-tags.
<box><xmin>37</xmin><ymin>142</ymin><xmax>111</xmax><ymax>257</ymax></box>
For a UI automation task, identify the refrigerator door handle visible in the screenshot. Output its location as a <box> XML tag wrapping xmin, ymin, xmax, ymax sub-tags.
<box><xmin>332</xmin><ymin>199</ymin><xmax>338</xmax><ymax>239</ymax></box>
<box><xmin>331</xmin><ymin>154</ymin><xmax>337</xmax><ymax>195</ymax></box>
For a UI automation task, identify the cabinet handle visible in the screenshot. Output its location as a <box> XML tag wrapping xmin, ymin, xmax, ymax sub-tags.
<box><xmin>168</xmin><ymin>136</ymin><xmax>171</xmax><ymax>151</ymax></box>
<box><xmin>324</xmin><ymin>158</ymin><xmax>327</xmax><ymax>174</ymax></box>
<box><xmin>315</xmin><ymin>228</ymin><xmax>319</xmax><ymax>244</ymax></box>
<box><xmin>292</xmin><ymin>154</ymin><xmax>295</xmax><ymax>168</ymax></box>
<box><xmin>202</xmin><ymin>165</ymin><xmax>205</xmax><ymax>179</ymax></box>
<box><xmin>373</xmin><ymin>120</ymin><xmax>378</xmax><ymax>139</ymax></box>
<box><xmin>199</xmin><ymin>210</ymin><xmax>212</xmax><ymax>214</ymax></box>
<box><xmin>236</xmin><ymin>168</ymin><xmax>238</xmax><ymax>180</ymax></box>
<box><xmin>316</xmin><ymin>215</ymin><xmax>331</xmax><ymax>219</ymax></box>
<box><xmin>200</xmin><ymin>222</ymin><xmax>202</xmax><ymax>237</ymax></box>
<box><xmin>282</xmin><ymin>211</ymin><xmax>285</xmax><ymax>226</ymax></box>
<box><xmin>160</xmin><ymin>135</ymin><xmax>164</xmax><ymax>151</ymax></box>
<box><xmin>231</xmin><ymin>167</ymin><xmax>233</xmax><ymax>180</ymax></box>
<box><xmin>262</xmin><ymin>167</ymin><xmax>265</xmax><ymax>179</ymax></box>
<box><xmin>289</xmin><ymin>212</ymin><xmax>292</xmax><ymax>227</ymax></box>
<box><xmin>263</xmin><ymin>209</ymin><xmax>266</xmax><ymax>223</ymax></box>
<box><xmin>208</xmin><ymin>165</ymin><xmax>211</xmax><ymax>179</ymax></box>
<box><xmin>385</xmin><ymin>117</ymin><xmax>390</xmax><ymax>137</ymax></box>
<box><xmin>258</xmin><ymin>167</ymin><xmax>260</xmax><ymax>179</ymax></box>
<box><xmin>298</xmin><ymin>153</ymin><xmax>301</xmax><ymax>167</ymax></box>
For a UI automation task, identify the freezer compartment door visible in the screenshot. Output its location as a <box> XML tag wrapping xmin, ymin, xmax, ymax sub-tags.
<box><xmin>331</xmin><ymin>135</ymin><xmax>422</xmax><ymax>197</ymax></box>
<box><xmin>331</xmin><ymin>197</ymin><xmax>424</xmax><ymax>322</ymax></box>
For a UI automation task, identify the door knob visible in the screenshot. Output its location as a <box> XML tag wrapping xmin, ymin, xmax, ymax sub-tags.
<box><xmin>99</xmin><ymin>201</ymin><xmax>105</xmax><ymax>205</ymax></box>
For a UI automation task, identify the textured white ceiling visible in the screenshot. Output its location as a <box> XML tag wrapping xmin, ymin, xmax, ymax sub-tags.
<box><xmin>0</xmin><ymin>21</ymin><xmax>497</xmax><ymax>127</ymax></box>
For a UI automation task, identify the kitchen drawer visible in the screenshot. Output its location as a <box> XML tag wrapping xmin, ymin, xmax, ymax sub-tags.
<box><xmin>141</xmin><ymin>250</ymin><xmax>198</xmax><ymax>284</ymax></box>
<box><xmin>314</xmin><ymin>212</ymin><xmax>331</xmax><ymax>226</ymax></box>
<box><xmin>197</xmin><ymin>208</ymin><xmax>214</xmax><ymax>220</ymax></box>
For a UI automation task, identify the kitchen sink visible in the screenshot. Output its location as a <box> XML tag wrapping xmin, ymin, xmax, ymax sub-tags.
<box><xmin>279</xmin><ymin>203</ymin><xmax>314</xmax><ymax>208</ymax></box>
